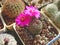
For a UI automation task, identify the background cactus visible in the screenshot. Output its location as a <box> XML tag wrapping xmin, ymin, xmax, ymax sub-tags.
<box><xmin>54</xmin><ymin>11</ymin><xmax>60</xmax><ymax>28</ymax></box>
<box><xmin>54</xmin><ymin>0</ymin><xmax>60</xmax><ymax>11</ymax></box>
<box><xmin>45</xmin><ymin>3</ymin><xmax>58</xmax><ymax>18</ymax></box>
<box><xmin>2</xmin><ymin>0</ymin><xmax>25</xmax><ymax>18</ymax></box>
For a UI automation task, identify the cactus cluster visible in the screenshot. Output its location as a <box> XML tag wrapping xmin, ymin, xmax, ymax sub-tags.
<box><xmin>2</xmin><ymin>0</ymin><xmax>25</xmax><ymax>18</ymax></box>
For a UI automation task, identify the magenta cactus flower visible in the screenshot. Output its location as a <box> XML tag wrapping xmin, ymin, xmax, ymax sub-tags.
<box><xmin>24</xmin><ymin>6</ymin><xmax>40</xmax><ymax>19</ymax></box>
<box><xmin>15</xmin><ymin>13</ymin><xmax>32</xmax><ymax>27</ymax></box>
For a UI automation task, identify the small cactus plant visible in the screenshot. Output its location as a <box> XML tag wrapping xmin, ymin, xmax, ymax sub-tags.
<box><xmin>54</xmin><ymin>0</ymin><xmax>60</xmax><ymax>10</ymax></box>
<box><xmin>2</xmin><ymin>0</ymin><xmax>25</xmax><ymax>18</ymax></box>
<box><xmin>15</xmin><ymin>6</ymin><xmax>42</xmax><ymax>35</ymax></box>
<box><xmin>54</xmin><ymin>11</ymin><xmax>60</xmax><ymax>28</ymax></box>
<box><xmin>45</xmin><ymin>3</ymin><xmax>58</xmax><ymax>18</ymax></box>
<box><xmin>26</xmin><ymin>19</ymin><xmax>42</xmax><ymax>35</ymax></box>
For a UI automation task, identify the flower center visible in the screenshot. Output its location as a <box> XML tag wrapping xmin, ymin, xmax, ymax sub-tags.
<box><xmin>30</xmin><ymin>9</ymin><xmax>34</xmax><ymax>13</ymax></box>
<box><xmin>20</xmin><ymin>17</ymin><xmax>26</xmax><ymax>22</ymax></box>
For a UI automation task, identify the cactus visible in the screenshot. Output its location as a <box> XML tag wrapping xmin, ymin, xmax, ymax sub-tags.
<box><xmin>54</xmin><ymin>11</ymin><xmax>60</xmax><ymax>28</ymax></box>
<box><xmin>26</xmin><ymin>19</ymin><xmax>42</xmax><ymax>35</ymax></box>
<box><xmin>45</xmin><ymin>3</ymin><xmax>58</xmax><ymax>18</ymax></box>
<box><xmin>54</xmin><ymin>0</ymin><xmax>60</xmax><ymax>10</ymax></box>
<box><xmin>2</xmin><ymin>0</ymin><xmax>25</xmax><ymax>18</ymax></box>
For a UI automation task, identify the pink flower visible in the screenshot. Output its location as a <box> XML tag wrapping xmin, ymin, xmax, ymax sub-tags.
<box><xmin>24</xmin><ymin>6</ymin><xmax>40</xmax><ymax>19</ymax></box>
<box><xmin>15</xmin><ymin>13</ymin><xmax>32</xmax><ymax>27</ymax></box>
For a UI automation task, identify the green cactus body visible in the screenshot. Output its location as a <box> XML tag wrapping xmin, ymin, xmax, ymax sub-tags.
<box><xmin>54</xmin><ymin>0</ymin><xmax>60</xmax><ymax>11</ymax></box>
<box><xmin>45</xmin><ymin>3</ymin><xmax>58</xmax><ymax>18</ymax></box>
<box><xmin>2</xmin><ymin>0</ymin><xmax>25</xmax><ymax>18</ymax></box>
<box><xmin>26</xmin><ymin>19</ymin><xmax>42</xmax><ymax>35</ymax></box>
<box><xmin>54</xmin><ymin>12</ymin><xmax>60</xmax><ymax>28</ymax></box>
